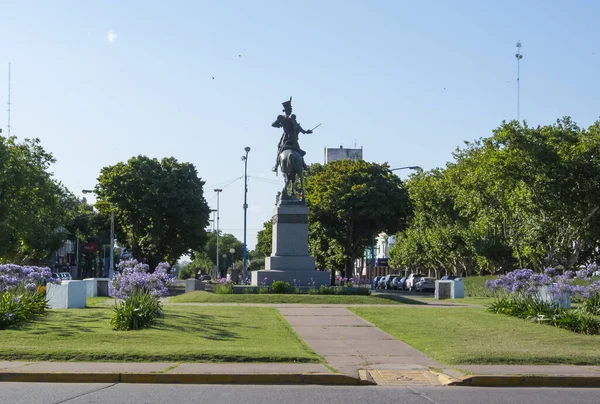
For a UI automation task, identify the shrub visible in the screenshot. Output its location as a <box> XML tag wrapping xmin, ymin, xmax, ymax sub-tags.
<box><xmin>110</xmin><ymin>260</ymin><xmax>173</xmax><ymax>298</ymax></box>
<box><xmin>488</xmin><ymin>294</ymin><xmax>600</xmax><ymax>335</ymax></box>
<box><xmin>271</xmin><ymin>281</ymin><xmax>291</xmax><ymax>294</ymax></box>
<box><xmin>0</xmin><ymin>264</ymin><xmax>55</xmax><ymax>329</ymax></box>
<box><xmin>581</xmin><ymin>292</ymin><xmax>600</xmax><ymax>316</ymax></box>
<box><xmin>1</xmin><ymin>288</ymin><xmax>48</xmax><ymax>329</ymax></box>
<box><xmin>319</xmin><ymin>285</ymin><xmax>334</xmax><ymax>295</ymax></box>
<box><xmin>214</xmin><ymin>284</ymin><xmax>234</xmax><ymax>294</ymax></box>
<box><xmin>333</xmin><ymin>286</ymin><xmax>345</xmax><ymax>295</ymax></box>
<box><xmin>111</xmin><ymin>291</ymin><xmax>162</xmax><ymax>331</ymax></box>
<box><xmin>308</xmin><ymin>288</ymin><xmax>319</xmax><ymax>295</ymax></box>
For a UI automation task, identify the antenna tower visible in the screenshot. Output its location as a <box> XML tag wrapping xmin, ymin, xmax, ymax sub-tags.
<box><xmin>7</xmin><ymin>63</ymin><xmax>11</xmax><ymax>136</ymax></box>
<box><xmin>515</xmin><ymin>42</ymin><xmax>523</xmax><ymax>121</ymax></box>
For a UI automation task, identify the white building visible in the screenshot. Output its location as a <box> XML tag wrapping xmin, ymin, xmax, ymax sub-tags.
<box><xmin>324</xmin><ymin>145</ymin><xmax>363</xmax><ymax>163</ymax></box>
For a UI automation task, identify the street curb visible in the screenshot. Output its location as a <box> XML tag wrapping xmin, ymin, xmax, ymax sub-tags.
<box><xmin>448</xmin><ymin>375</ymin><xmax>600</xmax><ymax>388</ymax></box>
<box><xmin>0</xmin><ymin>372</ymin><xmax>367</xmax><ymax>385</ymax></box>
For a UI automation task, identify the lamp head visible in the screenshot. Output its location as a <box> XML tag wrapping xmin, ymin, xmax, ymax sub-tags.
<box><xmin>230</xmin><ymin>248</ymin><xmax>235</xmax><ymax>254</ymax></box>
<box><xmin>245</xmin><ymin>146</ymin><xmax>251</xmax><ymax>153</ymax></box>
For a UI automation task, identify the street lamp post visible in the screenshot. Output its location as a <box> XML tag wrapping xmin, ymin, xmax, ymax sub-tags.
<box><xmin>222</xmin><ymin>253</ymin><xmax>228</xmax><ymax>279</ymax></box>
<box><xmin>82</xmin><ymin>189</ymin><xmax>115</xmax><ymax>279</ymax></box>
<box><xmin>230</xmin><ymin>248</ymin><xmax>236</xmax><ymax>283</ymax></box>
<box><xmin>390</xmin><ymin>166</ymin><xmax>423</xmax><ymax>172</ymax></box>
<box><xmin>210</xmin><ymin>209</ymin><xmax>217</xmax><ymax>232</ymax></box>
<box><xmin>241</xmin><ymin>146</ymin><xmax>250</xmax><ymax>284</ymax></box>
<box><xmin>214</xmin><ymin>189</ymin><xmax>223</xmax><ymax>279</ymax></box>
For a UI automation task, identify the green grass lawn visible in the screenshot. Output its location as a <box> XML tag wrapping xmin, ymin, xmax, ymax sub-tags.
<box><xmin>461</xmin><ymin>275</ymin><xmax>496</xmax><ymax>297</ymax></box>
<box><xmin>86</xmin><ymin>296</ymin><xmax>112</xmax><ymax>307</ymax></box>
<box><xmin>0</xmin><ymin>306</ymin><xmax>319</xmax><ymax>363</ymax></box>
<box><xmin>417</xmin><ymin>296</ymin><xmax>496</xmax><ymax>306</ymax></box>
<box><xmin>351</xmin><ymin>307</ymin><xmax>600</xmax><ymax>365</ymax></box>
<box><xmin>170</xmin><ymin>291</ymin><xmax>424</xmax><ymax>305</ymax></box>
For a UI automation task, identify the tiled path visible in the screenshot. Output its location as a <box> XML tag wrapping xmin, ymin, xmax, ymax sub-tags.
<box><xmin>278</xmin><ymin>307</ymin><xmax>442</xmax><ymax>379</ymax></box>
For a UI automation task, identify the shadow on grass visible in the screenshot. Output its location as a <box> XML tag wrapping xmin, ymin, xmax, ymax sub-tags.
<box><xmin>370</xmin><ymin>294</ymin><xmax>426</xmax><ymax>305</ymax></box>
<box><xmin>155</xmin><ymin>312</ymin><xmax>250</xmax><ymax>341</ymax></box>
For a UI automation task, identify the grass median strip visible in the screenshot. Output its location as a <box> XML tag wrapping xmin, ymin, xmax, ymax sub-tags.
<box><xmin>0</xmin><ymin>305</ymin><xmax>320</xmax><ymax>363</ymax></box>
<box><xmin>350</xmin><ymin>307</ymin><xmax>600</xmax><ymax>365</ymax></box>
<box><xmin>170</xmin><ymin>291</ymin><xmax>424</xmax><ymax>304</ymax></box>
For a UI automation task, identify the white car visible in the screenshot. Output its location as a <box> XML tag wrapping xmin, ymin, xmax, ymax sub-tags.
<box><xmin>415</xmin><ymin>277</ymin><xmax>436</xmax><ymax>293</ymax></box>
<box><xmin>405</xmin><ymin>273</ymin><xmax>427</xmax><ymax>291</ymax></box>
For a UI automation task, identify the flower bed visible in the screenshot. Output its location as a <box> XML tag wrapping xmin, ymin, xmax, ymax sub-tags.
<box><xmin>486</xmin><ymin>265</ymin><xmax>600</xmax><ymax>334</ymax></box>
<box><xmin>110</xmin><ymin>260</ymin><xmax>174</xmax><ymax>331</ymax></box>
<box><xmin>0</xmin><ymin>264</ymin><xmax>56</xmax><ymax>329</ymax></box>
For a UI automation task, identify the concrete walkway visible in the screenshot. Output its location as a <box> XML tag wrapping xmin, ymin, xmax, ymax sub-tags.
<box><xmin>278</xmin><ymin>307</ymin><xmax>442</xmax><ymax>378</ymax></box>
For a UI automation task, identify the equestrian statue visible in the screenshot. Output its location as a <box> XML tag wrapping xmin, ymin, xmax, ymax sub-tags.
<box><xmin>271</xmin><ymin>97</ymin><xmax>319</xmax><ymax>200</ymax></box>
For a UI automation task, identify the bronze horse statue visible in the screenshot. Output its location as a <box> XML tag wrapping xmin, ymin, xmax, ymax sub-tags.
<box><xmin>279</xmin><ymin>149</ymin><xmax>304</xmax><ymax>200</ymax></box>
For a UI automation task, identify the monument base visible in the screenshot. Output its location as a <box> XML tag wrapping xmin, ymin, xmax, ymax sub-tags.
<box><xmin>265</xmin><ymin>255</ymin><xmax>315</xmax><ymax>271</ymax></box>
<box><xmin>251</xmin><ymin>269</ymin><xmax>330</xmax><ymax>288</ymax></box>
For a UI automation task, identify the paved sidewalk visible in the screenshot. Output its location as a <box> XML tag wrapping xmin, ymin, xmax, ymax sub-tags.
<box><xmin>278</xmin><ymin>307</ymin><xmax>442</xmax><ymax>378</ymax></box>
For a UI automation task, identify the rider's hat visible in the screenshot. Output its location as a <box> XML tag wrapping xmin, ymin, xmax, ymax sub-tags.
<box><xmin>282</xmin><ymin>97</ymin><xmax>292</xmax><ymax>111</ymax></box>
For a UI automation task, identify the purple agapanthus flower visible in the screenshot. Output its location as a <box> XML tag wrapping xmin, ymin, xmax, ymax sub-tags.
<box><xmin>109</xmin><ymin>259</ymin><xmax>174</xmax><ymax>298</ymax></box>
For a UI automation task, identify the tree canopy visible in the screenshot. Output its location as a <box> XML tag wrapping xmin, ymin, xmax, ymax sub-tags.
<box><xmin>304</xmin><ymin>160</ymin><xmax>411</xmax><ymax>283</ymax></box>
<box><xmin>389</xmin><ymin>118</ymin><xmax>600</xmax><ymax>275</ymax></box>
<box><xmin>0</xmin><ymin>137</ymin><xmax>75</xmax><ymax>263</ymax></box>
<box><xmin>95</xmin><ymin>155</ymin><xmax>210</xmax><ymax>269</ymax></box>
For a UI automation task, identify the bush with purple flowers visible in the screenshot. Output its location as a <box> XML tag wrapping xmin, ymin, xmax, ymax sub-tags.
<box><xmin>486</xmin><ymin>265</ymin><xmax>600</xmax><ymax>334</ymax></box>
<box><xmin>214</xmin><ymin>276</ymin><xmax>234</xmax><ymax>294</ymax></box>
<box><xmin>110</xmin><ymin>260</ymin><xmax>173</xmax><ymax>299</ymax></box>
<box><xmin>109</xmin><ymin>260</ymin><xmax>174</xmax><ymax>331</ymax></box>
<box><xmin>0</xmin><ymin>264</ymin><xmax>56</xmax><ymax>329</ymax></box>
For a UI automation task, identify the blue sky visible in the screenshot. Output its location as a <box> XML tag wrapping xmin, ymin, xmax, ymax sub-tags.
<box><xmin>1</xmin><ymin>1</ymin><xmax>599</xmax><ymax>249</ymax></box>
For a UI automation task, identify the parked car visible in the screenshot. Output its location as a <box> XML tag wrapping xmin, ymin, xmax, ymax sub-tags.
<box><xmin>391</xmin><ymin>276</ymin><xmax>406</xmax><ymax>290</ymax></box>
<box><xmin>405</xmin><ymin>273</ymin><xmax>427</xmax><ymax>291</ymax></box>
<box><xmin>199</xmin><ymin>275</ymin><xmax>212</xmax><ymax>282</ymax></box>
<box><xmin>373</xmin><ymin>276</ymin><xmax>382</xmax><ymax>288</ymax></box>
<box><xmin>58</xmin><ymin>272</ymin><xmax>72</xmax><ymax>281</ymax></box>
<box><xmin>441</xmin><ymin>275</ymin><xmax>460</xmax><ymax>281</ymax></box>
<box><xmin>377</xmin><ymin>276</ymin><xmax>387</xmax><ymax>289</ymax></box>
<box><xmin>415</xmin><ymin>277</ymin><xmax>436</xmax><ymax>293</ymax></box>
<box><xmin>381</xmin><ymin>274</ymin><xmax>394</xmax><ymax>289</ymax></box>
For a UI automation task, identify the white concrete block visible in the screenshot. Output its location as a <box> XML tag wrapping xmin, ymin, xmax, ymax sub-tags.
<box><xmin>452</xmin><ymin>279</ymin><xmax>465</xmax><ymax>298</ymax></box>
<box><xmin>83</xmin><ymin>278</ymin><xmax>98</xmax><ymax>297</ymax></box>
<box><xmin>46</xmin><ymin>281</ymin><xmax>87</xmax><ymax>309</ymax></box>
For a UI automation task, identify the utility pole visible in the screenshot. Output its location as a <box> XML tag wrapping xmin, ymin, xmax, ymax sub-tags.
<box><xmin>214</xmin><ymin>189</ymin><xmax>222</xmax><ymax>279</ymax></box>
<box><xmin>7</xmin><ymin>63</ymin><xmax>12</xmax><ymax>136</ymax></box>
<box><xmin>109</xmin><ymin>211</ymin><xmax>115</xmax><ymax>279</ymax></box>
<box><xmin>242</xmin><ymin>146</ymin><xmax>250</xmax><ymax>284</ymax></box>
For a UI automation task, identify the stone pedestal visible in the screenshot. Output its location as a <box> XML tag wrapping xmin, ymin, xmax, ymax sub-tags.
<box><xmin>83</xmin><ymin>278</ymin><xmax>110</xmax><ymax>297</ymax></box>
<box><xmin>435</xmin><ymin>279</ymin><xmax>465</xmax><ymax>299</ymax></box>
<box><xmin>46</xmin><ymin>281</ymin><xmax>87</xmax><ymax>309</ymax></box>
<box><xmin>251</xmin><ymin>198</ymin><xmax>330</xmax><ymax>287</ymax></box>
<box><xmin>185</xmin><ymin>279</ymin><xmax>206</xmax><ymax>293</ymax></box>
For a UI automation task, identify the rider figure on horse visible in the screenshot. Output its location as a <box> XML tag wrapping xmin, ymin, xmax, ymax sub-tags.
<box><xmin>272</xmin><ymin>98</ymin><xmax>312</xmax><ymax>173</ymax></box>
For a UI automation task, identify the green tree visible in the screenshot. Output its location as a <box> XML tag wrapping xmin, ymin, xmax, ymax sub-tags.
<box><xmin>304</xmin><ymin>161</ymin><xmax>410</xmax><ymax>284</ymax></box>
<box><xmin>178</xmin><ymin>251</ymin><xmax>214</xmax><ymax>279</ymax></box>
<box><xmin>255</xmin><ymin>220</ymin><xmax>273</xmax><ymax>257</ymax></box>
<box><xmin>0</xmin><ymin>137</ymin><xmax>74</xmax><ymax>263</ymax></box>
<box><xmin>95</xmin><ymin>155</ymin><xmax>210</xmax><ymax>269</ymax></box>
<box><xmin>202</xmin><ymin>231</ymin><xmax>244</xmax><ymax>275</ymax></box>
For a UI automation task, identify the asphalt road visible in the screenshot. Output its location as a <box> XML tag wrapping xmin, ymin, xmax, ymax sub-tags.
<box><xmin>2</xmin><ymin>383</ymin><xmax>600</xmax><ymax>404</ymax></box>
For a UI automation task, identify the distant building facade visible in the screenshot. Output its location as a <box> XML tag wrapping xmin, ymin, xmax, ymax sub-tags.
<box><xmin>324</xmin><ymin>145</ymin><xmax>363</xmax><ymax>164</ymax></box>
